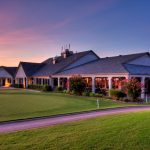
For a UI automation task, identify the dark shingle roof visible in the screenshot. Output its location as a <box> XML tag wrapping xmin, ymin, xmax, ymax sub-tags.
<box><xmin>56</xmin><ymin>52</ymin><xmax>149</xmax><ymax>75</ymax></box>
<box><xmin>124</xmin><ymin>64</ymin><xmax>150</xmax><ymax>75</ymax></box>
<box><xmin>0</xmin><ymin>66</ymin><xmax>17</xmax><ymax>77</ymax></box>
<box><xmin>4</xmin><ymin>67</ymin><xmax>17</xmax><ymax>77</ymax></box>
<box><xmin>33</xmin><ymin>50</ymin><xmax>98</xmax><ymax>77</ymax></box>
<box><xmin>19</xmin><ymin>62</ymin><xmax>45</xmax><ymax>77</ymax></box>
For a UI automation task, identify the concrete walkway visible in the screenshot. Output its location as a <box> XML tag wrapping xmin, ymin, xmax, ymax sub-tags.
<box><xmin>0</xmin><ymin>87</ymin><xmax>41</xmax><ymax>92</ymax></box>
<box><xmin>0</xmin><ymin>106</ymin><xmax>150</xmax><ymax>133</ymax></box>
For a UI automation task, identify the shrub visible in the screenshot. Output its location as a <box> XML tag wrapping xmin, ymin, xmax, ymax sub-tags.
<box><xmin>89</xmin><ymin>92</ymin><xmax>95</xmax><ymax>97</ymax></box>
<box><xmin>95</xmin><ymin>93</ymin><xmax>103</xmax><ymax>97</ymax></box>
<box><xmin>70</xmin><ymin>75</ymin><xmax>86</xmax><ymax>95</ymax></box>
<box><xmin>109</xmin><ymin>89</ymin><xmax>126</xmax><ymax>100</ymax></box>
<box><xmin>66</xmin><ymin>90</ymin><xmax>70</xmax><ymax>94</ymax></box>
<box><xmin>89</xmin><ymin>92</ymin><xmax>103</xmax><ymax>97</ymax></box>
<box><xmin>63</xmin><ymin>90</ymin><xmax>67</xmax><ymax>93</ymax></box>
<box><xmin>42</xmin><ymin>85</ymin><xmax>52</xmax><ymax>92</ymax></box>
<box><xmin>28</xmin><ymin>84</ymin><xmax>43</xmax><ymax>91</ymax></box>
<box><xmin>56</xmin><ymin>86</ymin><xmax>63</xmax><ymax>92</ymax></box>
<box><xmin>70</xmin><ymin>90</ymin><xmax>76</xmax><ymax>95</ymax></box>
<box><xmin>14</xmin><ymin>84</ymin><xmax>23</xmax><ymax>88</ymax></box>
<box><xmin>82</xmin><ymin>92</ymin><xmax>90</xmax><ymax>96</ymax></box>
<box><xmin>122</xmin><ymin>78</ymin><xmax>142</xmax><ymax>100</ymax></box>
<box><xmin>95</xmin><ymin>88</ymin><xmax>107</xmax><ymax>96</ymax></box>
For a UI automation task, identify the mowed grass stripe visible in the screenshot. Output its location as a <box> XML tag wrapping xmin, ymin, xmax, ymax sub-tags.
<box><xmin>1</xmin><ymin>112</ymin><xmax>150</xmax><ymax>150</ymax></box>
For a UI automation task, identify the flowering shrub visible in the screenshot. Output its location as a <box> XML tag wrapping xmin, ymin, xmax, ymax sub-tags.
<box><xmin>122</xmin><ymin>78</ymin><xmax>142</xmax><ymax>100</ymax></box>
<box><xmin>70</xmin><ymin>75</ymin><xmax>86</xmax><ymax>95</ymax></box>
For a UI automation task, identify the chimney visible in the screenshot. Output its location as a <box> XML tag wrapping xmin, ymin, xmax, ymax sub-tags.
<box><xmin>53</xmin><ymin>56</ymin><xmax>57</xmax><ymax>64</ymax></box>
<box><xmin>61</xmin><ymin>44</ymin><xmax>73</xmax><ymax>58</ymax></box>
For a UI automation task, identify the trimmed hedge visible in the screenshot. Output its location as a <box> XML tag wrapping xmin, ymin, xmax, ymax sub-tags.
<box><xmin>42</xmin><ymin>85</ymin><xmax>52</xmax><ymax>92</ymax></box>
<box><xmin>28</xmin><ymin>84</ymin><xmax>44</xmax><ymax>91</ymax></box>
<box><xmin>55</xmin><ymin>86</ymin><xmax>63</xmax><ymax>92</ymax></box>
<box><xmin>14</xmin><ymin>84</ymin><xmax>24</xmax><ymax>88</ymax></box>
<box><xmin>109</xmin><ymin>89</ymin><xmax>126</xmax><ymax>100</ymax></box>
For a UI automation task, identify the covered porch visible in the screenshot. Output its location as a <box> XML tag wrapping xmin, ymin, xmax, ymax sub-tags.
<box><xmin>0</xmin><ymin>78</ymin><xmax>13</xmax><ymax>87</ymax></box>
<box><xmin>51</xmin><ymin>74</ymin><xmax>128</xmax><ymax>94</ymax></box>
<box><xmin>52</xmin><ymin>74</ymin><xmax>150</xmax><ymax>99</ymax></box>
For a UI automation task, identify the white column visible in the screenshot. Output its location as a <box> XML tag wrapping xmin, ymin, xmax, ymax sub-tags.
<box><xmin>108</xmin><ymin>77</ymin><xmax>112</xmax><ymax>96</ymax></box>
<box><xmin>58</xmin><ymin>77</ymin><xmax>60</xmax><ymax>87</ymax></box>
<box><xmin>108</xmin><ymin>77</ymin><xmax>112</xmax><ymax>90</ymax></box>
<box><xmin>41</xmin><ymin>78</ymin><xmax>43</xmax><ymax>85</ymax></box>
<box><xmin>92</xmin><ymin>77</ymin><xmax>95</xmax><ymax>93</ymax></box>
<box><xmin>67</xmin><ymin>77</ymin><xmax>70</xmax><ymax>91</ymax></box>
<box><xmin>11</xmin><ymin>78</ymin><xmax>13</xmax><ymax>85</ymax></box>
<box><xmin>49</xmin><ymin>78</ymin><xmax>51</xmax><ymax>86</ymax></box>
<box><xmin>33</xmin><ymin>78</ymin><xmax>37</xmax><ymax>85</ymax></box>
<box><xmin>26</xmin><ymin>78</ymin><xmax>28</xmax><ymax>88</ymax></box>
<box><xmin>50</xmin><ymin>78</ymin><xmax>54</xmax><ymax>88</ymax></box>
<box><xmin>141</xmin><ymin>76</ymin><xmax>145</xmax><ymax>99</ymax></box>
<box><xmin>23</xmin><ymin>78</ymin><xmax>25</xmax><ymax>88</ymax></box>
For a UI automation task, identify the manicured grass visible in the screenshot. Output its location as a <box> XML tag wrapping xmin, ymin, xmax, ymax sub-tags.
<box><xmin>1</xmin><ymin>111</ymin><xmax>150</xmax><ymax>149</ymax></box>
<box><xmin>0</xmin><ymin>90</ymin><xmax>136</xmax><ymax>122</ymax></box>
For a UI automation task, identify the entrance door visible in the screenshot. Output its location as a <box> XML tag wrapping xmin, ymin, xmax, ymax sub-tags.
<box><xmin>2</xmin><ymin>79</ymin><xmax>5</xmax><ymax>86</ymax></box>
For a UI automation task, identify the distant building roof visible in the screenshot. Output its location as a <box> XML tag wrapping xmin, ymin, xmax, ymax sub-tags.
<box><xmin>19</xmin><ymin>62</ymin><xmax>45</xmax><ymax>77</ymax></box>
<box><xmin>0</xmin><ymin>66</ymin><xmax>17</xmax><ymax>77</ymax></box>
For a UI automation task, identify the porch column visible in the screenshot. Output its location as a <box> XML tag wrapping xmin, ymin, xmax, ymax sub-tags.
<box><xmin>92</xmin><ymin>77</ymin><xmax>95</xmax><ymax>93</ymax></box>
<box><xmin>15</xmin><ymin>78</ymin><xmax>17</xmax><ymax>84</ymax></box>
<box><xmin>49</xmin><ymin>78</ymin><xmax>51</xmax><ymax>86</ymax></box>
<box><xmin>108</xmin><ymin>77</ymin><xmax>112</xmax><ymax>96</ymax></box>
<box><xmin>0</xmin><ymin>78</ymin><xmax>2</xmax><ymax>86</ymax></box>
<box><xmin>67</xmin><ymin>77</ymin><xmax>70</xmax><ymax>91</ymax></box>
<box><xmin>41</xmin><ymin>78</ymin><xmax>43</xmax><ymax>85</ymax></box>
<box><xmin>141</xmin><ymin>76</ymin><xmax>145</xmax><ymax>99</ymax></box>
<box><xmin>11</xmin><ymin>78</ymin><xmax>13</xmax><ymax>85</ymax></box>
<box><xmin>58</xmin><ymin>77</ymin><xmax>60</xmax><ymax>87</ymax></box>
<box><xmin>26</xmin><ymin>78</ymin><xmax>28</xmax><ymax>88</ymax></box>
<box><xmin>33</xmin><ymin>78</ymin><xmax>36</xmax><ymax>85</ymax></box>
<box><xmin>50</xmin><ymin>78</ymin><xmax>54</xmax><ymax>88</ymax></box>
<box><xmin>23</xmin><ymin>78</ymin><xmax>25</xmax><ymax>88</ymax></box>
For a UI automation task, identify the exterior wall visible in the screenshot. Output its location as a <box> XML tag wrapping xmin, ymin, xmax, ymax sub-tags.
<box><xmin>15</xmin><ymin>65</ymin><xmax>26</xmax><ymax>78</ymax></box>
<box><xmin>65</xmin><ymin>52</ymin><xmax>98</xmax><ymax>70</ymax></box>
<box><xmin>0</xmin><ymin>68</ymin><xmax>12</xmax><ymax>78</ymax></box>
<box><xmin>128</xmin><ymin>55</ymin><xmax>150</xmax><ymax>66</ymax></box>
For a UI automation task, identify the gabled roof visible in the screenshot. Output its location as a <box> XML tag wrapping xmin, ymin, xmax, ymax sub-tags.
<box><xmin>56</xmin><ymin>52</ymin><xmax>149</xmax><ymax>75</ymax></box>
<box><xmin>124</xmin><ymin>64</ymin><xmax>150</xmax><ymax>75</ymax></box>
<box><xmin>33</xmin><ymin>50</ymin><xmax>99</xmax><ymax>77</ymax></box>
<box><xmin>0</xmin><ymin>66</ymin><xmax>17</xmax><ymax>77</ymax></box>
<box><xmin>18</xmin><ymin>62</ymin><xmax>44</xmax><ymax>77</ymax></box>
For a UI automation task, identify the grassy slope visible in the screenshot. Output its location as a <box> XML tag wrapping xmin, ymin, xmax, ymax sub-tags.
<box><xmin>0</xmin><ymin>90</ymin><xmax>134</xmax><ymax>122</ymax></box>
<box><xmin>1</xmin><ymin>111</ymin><xmax>150</xmax><ymax>150</ymax></box>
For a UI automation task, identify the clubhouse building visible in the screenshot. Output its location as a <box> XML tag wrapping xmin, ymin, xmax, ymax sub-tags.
<box><xmin>1</xmin><ymin>48</ymin><xmax>150</xmax><ymax>99</ymax></box>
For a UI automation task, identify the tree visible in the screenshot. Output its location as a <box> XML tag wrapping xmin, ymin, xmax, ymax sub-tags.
<box><xmin>70</xmin><ymin>75</ymin><xmax>86</xmax><ymax>95</ymax></box>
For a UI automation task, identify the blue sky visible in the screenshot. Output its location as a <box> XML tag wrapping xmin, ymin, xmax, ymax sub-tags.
<box><xmin>0</xmin><ymin>0</ymin><xmax>150</xmax><ymax>66</ymax></box>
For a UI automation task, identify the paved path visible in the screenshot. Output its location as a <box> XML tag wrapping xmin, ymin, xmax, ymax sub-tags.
<box><xmin>1</xmin><ymin>106</ymin><xmax>150</xmax><ymax>133</ymax></box>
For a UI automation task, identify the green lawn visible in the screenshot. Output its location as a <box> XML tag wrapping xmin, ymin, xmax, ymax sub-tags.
<box><xmin>1</xmin><ymin>111</ymin><xmax>150</xmax><ymax>150</ymax></box>
<box><xmin>0</xmin><ymin>90</ymin><xmax>136</xmax><ymax>122</ymax></box>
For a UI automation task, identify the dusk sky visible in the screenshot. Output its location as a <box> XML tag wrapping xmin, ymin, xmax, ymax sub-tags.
<box><xmin>0</xmin><ymin>0</ymin><xmax>150</xmax><ymax>66</ymax></box>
